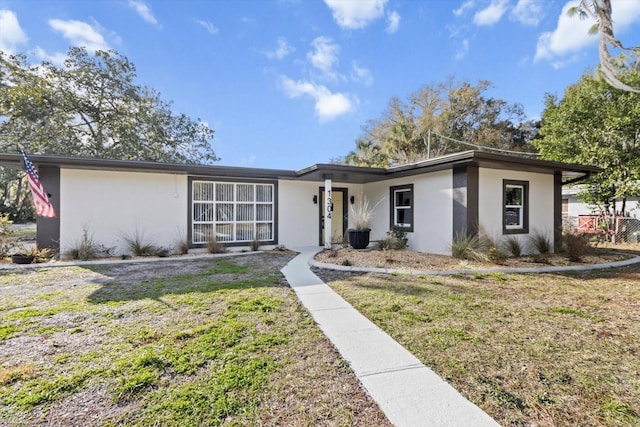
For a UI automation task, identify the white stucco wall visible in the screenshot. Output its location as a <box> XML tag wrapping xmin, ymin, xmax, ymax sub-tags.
<box><xmin>478</xmin><ymin>168</ymin><xmax>555</xmax><ymax>253</ymax></box>
<box><xmin>564</xmin><ymin>194</ymin><xmax>640</xmax><ymax>218</ymax></box>
<box><xmin>277</xmin><ymin>180</ymin><xmax>363</xmax><ymax>248</ymax></box>
<box><xmin>60</xmin><ymin>169</ymin><xmax>188</xmax><ymax>256</ymax></box>
<box><xmin>364</xmin><ymin>170</ymin><xmax>453</xmax><ymax>255</ymax></box>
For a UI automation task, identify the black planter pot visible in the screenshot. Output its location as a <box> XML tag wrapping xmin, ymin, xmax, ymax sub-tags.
<box><xmin>11</xmin><ymin>254</ymin><xmax>34</xmax><ymax>264</ymax></box>
<box><xmin>348</xmin><ymin>229</ymin><xmax>371</xmax><ymax>250</ymax></box>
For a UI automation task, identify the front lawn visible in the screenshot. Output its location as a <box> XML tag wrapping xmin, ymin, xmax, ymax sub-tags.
<box><xmin>0</xmin><ymin>253</ymin><xmax>390</xmax><ymax>426</ymax></box>
<box><xmin>318</xmin><ymin>262</ymin><xmax>640</xmax><ymax>426</ymax></box>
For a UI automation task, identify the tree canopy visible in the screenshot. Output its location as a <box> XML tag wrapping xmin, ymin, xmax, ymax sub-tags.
<box><xmin>534</xmin><ymin>69</ymin><xmax>640</xmax><ymax>214</ymax></box>
<box><xmin>344</xmin><ymin>78</ymin><xmax>538</xmax><ymax>167</ymax></box>
<box><xmin>0</xmin><ymin>47</ymin><xmax>217</xmax><ymax>164</ymax></box>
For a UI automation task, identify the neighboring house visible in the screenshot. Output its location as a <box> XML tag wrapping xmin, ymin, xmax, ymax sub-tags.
<box><xmin>0</xmin><ymin>151</ymin><xmax>599</xmax><ymax>256</ymax></box>
<box><xmin>562</xmin><ymin>186</ymin><xmax>640</xmax><ymax>218</ymax></box>
<box><xmin>562</xmin><ymin>186</ymin><xmax>640</xmax><ymax>243</ymax></box>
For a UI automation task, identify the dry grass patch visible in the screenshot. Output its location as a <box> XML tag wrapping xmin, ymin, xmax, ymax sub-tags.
<box><xmin>315</xmin><ymin>246</ymin><xmax>633</xmax><ymax>271</ymax></box>
<box><xmin>0</xmin><ymin>254</ymin><xmax>389</xmax><ymax>426</ymax></box>
<box><xmin>317</xmin><ymin>263</ymin><xmax>640</xmax><ymax>426</ymax></box>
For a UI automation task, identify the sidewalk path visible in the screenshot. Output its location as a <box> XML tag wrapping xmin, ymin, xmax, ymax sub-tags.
<box><xmin>281</xmin><ymin>247</ymin><xmax>499</xmax><ymax>427</ymax></box>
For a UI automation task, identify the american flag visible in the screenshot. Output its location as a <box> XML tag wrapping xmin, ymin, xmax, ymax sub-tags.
<box><xmin>21</xmin><ymin>150</ymin><xmax>56</xmax><ymax>218</ymax></box>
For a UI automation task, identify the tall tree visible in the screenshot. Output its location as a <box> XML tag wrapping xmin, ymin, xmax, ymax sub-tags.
<box><xmin>569</xmin><ymin>0</ymin><xmax>639</xmax><ymax>93</ymax></box>
<box><xmin>345</xmin><ymin>78</ymin><xmax>538</xmax><ymax>167</ymax></box>
<box><xmin>534</xmin><ymin>69</ymin><xmax>640</xmax><ymax>214</ymax></box>
<box><xmin>0</xmin><ymin>47</ymin><xmax>217</xmax><ymax>163</ymax></box>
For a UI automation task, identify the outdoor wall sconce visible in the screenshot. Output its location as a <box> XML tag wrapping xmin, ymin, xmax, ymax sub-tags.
<box><xmin>350</xmin><ymin>195</ymin><xmax>355</xmax><ymax>204</ymax></box>
<box><xmin>313</xmin><ymin>195</ymin><xmax>318</xmax><ymax>204</ymax></box>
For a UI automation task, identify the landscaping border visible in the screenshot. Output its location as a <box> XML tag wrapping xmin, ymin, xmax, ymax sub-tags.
<box><xmin>309</xmin><ymin>252</ymin><xmax>640</xmax><ymax>276</ymax></box>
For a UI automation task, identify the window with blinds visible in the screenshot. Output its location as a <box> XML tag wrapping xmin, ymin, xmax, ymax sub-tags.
<box><xmin>192</xmin><ymin>181</ymin><xmax>274</xmax><ymax>244</ymax></box>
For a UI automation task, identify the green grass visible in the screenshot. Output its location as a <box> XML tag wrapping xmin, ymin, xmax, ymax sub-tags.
<box><xmin>321</xmin><ymin>264</ymin><xmax>640</xmax><ymax>426</ymax></box>
<box><xmin>0</xmin><ymin>254</ymin><xmax>390</xmax><ymax>426</ymax></box>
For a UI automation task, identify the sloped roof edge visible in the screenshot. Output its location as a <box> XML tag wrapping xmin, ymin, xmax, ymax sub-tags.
<box><xmin>0</xmin><ymin>150</ymin><xmax>601</xmax><ymax>183</ymax></box>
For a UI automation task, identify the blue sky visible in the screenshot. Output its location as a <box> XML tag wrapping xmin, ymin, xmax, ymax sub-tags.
<box><xmin>1</xmin><ymin>0</ymin><xmax>639</xmax><ymax>169</ymax></box>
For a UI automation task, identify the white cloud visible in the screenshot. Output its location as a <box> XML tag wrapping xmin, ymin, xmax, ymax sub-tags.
<box><xmin>323</xmin><ymin>0</ymin><xmax>387</xmax><ymax>29</ymax></box>
<box><xmin>455</xmin><ymin>38</ymin><xmax>470</xmax><ymax>60</ymax></box>
<box><xmin>386</xmin><ymin>10</ymin><xmax>400</xmax><ymax>34</ymax></box>
<box><xmin>510</xmin><ymin>0</ymin><xmax>542</xmax><ymax>26</ymax></box>
<box><xmin>473</xmin><ymin>0</ymin><xmax>508</xmax><ymax>26</ymax></box>
<box><xmin>279</xmin><ymin>75</ymin><xmax>356</xmax><ymax>121</ymax></box>
<box><xmin>195</xmin><ymin>19</ymin><xmax>218</xmax><ymax>34</ymax></box>
<box><xmin>32</xmin><ymin>46</ymin><xmax>67</xmax><ymax>65</ymax></box>
<box><xmin>453</xmin><ymin>1</ymin><xmax>475</xmax><ymax>17</ymax></box>
<box><xmin>536</xmin><ymin>0</ymin><xmax>640</xmax><ymax>65</ymax></box>
<box><xmin>48</xmin><ymin>19</ymin><xmax>110</xmax><ymax>52</ymax></box>
<box><xmin>0</xmin><ymin>10</ymin><xmax>28</xmax><ymax>54</ymax></box>
<box><xmin>307</xmin><ymin>36</ymin><xmax>340</xmax><ymax>80</ymax></box>
<box><xmin>351</xmin><ymin>61</ymin><xmax>373</xmax><ymax>86</ymax></box>
<box><xmin>265</xmin><ymin>37</ymin><xmax>294</xmax><ymax>60</ymax></box>
<box><xmin>127</xmin><ymin>0</ymin><xmax>159</xmax><ymax>26</ymax></box>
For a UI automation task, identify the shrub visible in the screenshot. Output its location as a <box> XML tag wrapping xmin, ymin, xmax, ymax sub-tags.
<box><xmin>502</xmin><ymin>235</ymin><xmax>523</xmax><ymax>257</ymax></box>
<box><xmin>206</xmin><ymin>235</ymin><xmax>226</xmax><ymax>254</ymax></box>
<box><xmin>563</xmin><ymin>232</ymin><xmax>591</xmax><ymax>262</ymax></box>
<box><xmin>375</xmin><ymin>236</ymin><xmax>406</xmax><ymax>250</ymax></box>
<box><xmin>175</xmin><ymin>229</ymin><xmax>190</xmax><ymax>255</ymax></box>
<box><xmin>67</xmin><ymin>227</ymin><xmax>110</xmax><ymax>260</ymax></box>
<box><xmin>0</xmin><ymin>214</ymin><xmax>16</xmax><ymax>258</ymax></box>
<box><xmin>341</xmin><ymin>259</ymin><xmax>352</xmax><ymax>266</ymax></box>
<box><xmin>529</xmin><ymin>230</ymin><xmax>552</xmax><ymax>254</ymax></box>
<box><xmin>450</xmin><ymin>232</ymin><xmax>488</xmax><ymax>261</ymax></box>
<box><xmin>375</xmin><ymin>226</ymin><xmax>408</xmax><ymax>250</ymax></box>
<box><xmin>250</xmin><ymin>239</ymin><xmax>261</xmax><ymax>252</ymax></box>
<box><xmin>123</xmin><ymin>229</ymin><xmax>158</xmax><ymax>256</ymax></box>
<box><xmin>487</xmin><ymin>246</ymin><xmax>508</xmax><ymax>265</ymax></box>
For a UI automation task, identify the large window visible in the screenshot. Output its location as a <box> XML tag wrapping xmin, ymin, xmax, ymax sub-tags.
<box><xmin>192</xmin><ymin>181</ymin><xmax>274</xmax><ymax>244</ymax></box>
<box><xmin>503</xmin><ymin>180</ymin><xmax>528</xmax><ymax>234</ymax></box>
<box><xmin>390</xmin><ymin>184</ymin><xmax>413</xmax><ymax>231</ymax></box>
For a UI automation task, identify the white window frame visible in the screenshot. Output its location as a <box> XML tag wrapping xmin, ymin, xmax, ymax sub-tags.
<box><xmin>390</xmin><ymin>184</ymin><xmax>414</xmax><ymax>231</ymax></box>
<box><xmin>192</xmin><ymin>181</ymin><xmax>274</xmax><ymax>244</ymax></box>
<box><xmin>503</xmin><ymin>180</ymin><xmax>529</xmax><ymax>234</ymax></box>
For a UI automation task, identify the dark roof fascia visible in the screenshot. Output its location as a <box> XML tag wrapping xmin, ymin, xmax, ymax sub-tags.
<box><xmin>293</xmin><ymin>163</ymin><xmax>388</xmax><ymax>183</ymax></box>
<box><xmin>386</xmin><ymin>150</ymin><xmax>602</xmax><ymax>179</ymax></box>
<box><xmin>0</xmin><ymin>153</ymin><xmax>297</xmax><ymax>180</ymax></box>
<box><xmin>0</xmin><ymin>150</ymin><xmax>602</xmax><ymax>184</ymax></box>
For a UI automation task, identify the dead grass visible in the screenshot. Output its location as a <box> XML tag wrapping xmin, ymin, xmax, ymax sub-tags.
<box><xmin>0</xmin><ymin>253</ymin><xmax>390</xmax><ymax>426</ymax></box>
<box><xmin>317</xmin><ymin>263</ymin><xmax>640</xmax><ymax>426</ymax></box>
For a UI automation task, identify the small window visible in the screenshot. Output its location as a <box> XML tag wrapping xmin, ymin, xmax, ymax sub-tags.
<box><xmin>390</xmin><ymin>184</ymin><xmax>413</xmax><ymax>232</ymax></box>
<box><xmin>503</xmin><ymin>180</ymin><xmax>528</xmax><ymax>234</ymax></box>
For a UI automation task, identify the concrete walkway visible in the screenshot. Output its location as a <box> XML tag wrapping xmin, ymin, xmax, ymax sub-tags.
<box><xmin>281</xmin><ymin>247</ymin><xmax>499</xmax><ymax>427</ymax></box>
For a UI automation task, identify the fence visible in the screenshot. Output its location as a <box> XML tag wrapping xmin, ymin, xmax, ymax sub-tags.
<box><xmin>564</xmin><ymin>215</ymin><xmax>640</xmax><ymax>244</ymax></box>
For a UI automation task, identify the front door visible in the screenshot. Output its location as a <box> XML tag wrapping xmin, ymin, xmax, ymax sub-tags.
<box><xmin>319</xmin><ymin>187</ymin><xmax>348</xmax><ymax>245</ymax></box>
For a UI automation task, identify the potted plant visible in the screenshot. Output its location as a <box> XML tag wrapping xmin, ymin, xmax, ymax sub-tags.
<box><xmin>11</xmin><ymin>246</ymin><xmax>36</xmax><ymax>264</ymax></box>
<box><xmin>347</xmin><ymin>195</ymin><xmax>376</xmax><ymax>249</ymax></box>
<box><xmin>10</xmin><ymin>245</ymin><xmax>53</xmax><ymax>264</ymax></box>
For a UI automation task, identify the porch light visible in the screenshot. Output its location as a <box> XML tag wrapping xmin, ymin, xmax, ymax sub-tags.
<box><xmin>350</xmin><ymin>195</ymin><xmax>355</xmax><ymax>204</ymax></box>
<box><xmin>313</xmin><ymin>195</ymin><xmax>318</xmax><ymax>204</ymax></box>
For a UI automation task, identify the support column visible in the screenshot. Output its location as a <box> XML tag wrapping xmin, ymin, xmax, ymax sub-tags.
<box><xmin>324</xmin><ymin>179</ymin><xmax>332</xmax><ymax>249</ymax></box>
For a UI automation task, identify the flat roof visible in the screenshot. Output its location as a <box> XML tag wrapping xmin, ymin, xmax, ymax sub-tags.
<box><xmin>0</xmin><ymin>150</ymin><xmax>601</xmax><ymax>184</ymax></box>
